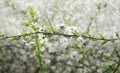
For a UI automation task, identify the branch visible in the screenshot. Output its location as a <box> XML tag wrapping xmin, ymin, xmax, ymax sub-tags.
<box><xmin>86</xmin><ymin>2</ymin><xmax>108</xmax><ymax>33</ymax></box>
<box><xmin>0</xmin><ymin>31</ymin><xmax>79</xmax><ymax>40</ymax></box>
<box><xmin>113</xmin><ymin>62</ymin><xmax>120</xmax><ymax>73</ymax></box>
<box><xmin>85</xmin><ymin>9</ymin><xmax>100</xmax><ymax>33</ymax></box>
<box><xmin>0</xmin><ymin>31</ymin><xmax>120</xmax><ymax>41</ymax></box>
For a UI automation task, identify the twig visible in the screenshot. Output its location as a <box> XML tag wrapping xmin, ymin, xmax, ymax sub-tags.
<box><xmin>0</xmin><ymin>31</ymin><xmax>120</xmax><ymax>41</ymax></box>
<box><xmin>35</xmin><ymin>34</ymin><xmax>43</xmax><ymax>73</ymax></box>
<box><xmin>0</xmin><ymin>31</ymin><xmax>78</xmax><ymax>40</ymax></box>
<box><xmin>86</xmin><ymin>9</ymin><xmax>100</xmax><ymax>33</ymax></box>
<box><xmin>113</xmin><ymin>62</ymin><xmax>120</xmax><ymax>73</ymax></box>
<box><xmin>85</xmin><ymin>2</ymin><xmax>108</xmax><ymax>33</ymax></box>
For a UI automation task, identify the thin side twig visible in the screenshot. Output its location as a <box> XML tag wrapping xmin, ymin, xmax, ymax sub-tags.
<box><xmin>113</xmin><ymin>62</ymin><xmax>120</xmax><ymax>73</ymax></box>
<box><xmin>86</xmin><ymin>9</ymin><xmax>100</xmax><ymax>33</ymax></box>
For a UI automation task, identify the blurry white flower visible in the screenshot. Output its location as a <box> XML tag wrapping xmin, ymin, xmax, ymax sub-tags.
<box><xmin>65</xmin><ymin>26</ymin><xmax>80</xmax><ymax>35</ymax></box>
<box><xmin>46</xmin><ymin>43</ymin><xmax>57</xmax><ymax>53</ymax></box>
<box><xmin>59</xmin><ymin>36</ymin><xmax>68</xmax><ymax>48</ymax></box>
<box><xmin>55</xmin><ymin>23</ymin><xmax>66</xmax><ymax>31</ymax></box>
<box><xmin>66</xmin><ymin>61</ymin><xmax>73</xmax><ymax>65</ymax></box>
<box><xmin>77</xmin><ymin>36</ymin><xmax>84</xmax><ymax>42</ymax></box>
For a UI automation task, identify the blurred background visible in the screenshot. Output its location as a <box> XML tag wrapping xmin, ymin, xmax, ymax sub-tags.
<box><xmin>0</xmin><ymin>0</ymin><xmax>120</xmax><ymax>73</ymax></box>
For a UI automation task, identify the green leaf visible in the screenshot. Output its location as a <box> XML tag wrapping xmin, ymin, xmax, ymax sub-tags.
<box><xmin>20</xmin><ymin>9</ymin><xmax>26</xmax><ymax>14</ymax></box>
<box><xmin>91</xmin><ymin>37</ymin><xmax>97</xmax><ymax>41</ymax></box>
<box><xmin>102</xmin><ymin>40</ymin><xmax>108</xmax><ymax>45</ymax></box>
<box><xmin>10</xmin><ymin>36</ymin><xmax>19</xmax><ymax>41</ymax></box>
<box><xmin>28</xmin><ymin>7</ymin><xmax>36</xmax><ymax>18</ymax></box>
<box><xmin>39</xmin><ymin>41</ymin><xmax>46</xmax><ymax>48</ymax></box>
<box><xmin>31</xmin><ymin>34</ymin><xmax>37</xmax><ymax>39</ymax></box>
<box><xmin>90</xmin><ymin>16</ymin><xmax>94</xmax><ymax>20</ymax></box>
<box><xmin>104</xmin><ymin>64</ymin><xmax>115</xmax><ymax>72</ymax></box>
<box><xmin>4</xmin><ymin>0</ymin><xmax>9</xmax><ymax>6</ymax></box>
<box><xmin>115</xmin><ymin>32</ymin><xmax>119</xmax><ymax>38</ymax></box>
<box><xmin>104</xmin><ymin>2</ymin><xmax>108</xmax><ymax>8</ymax></box>
<box><xmin>35</xmin><ymin>34</ymin><xmax>39</xmax><ymax>39</ymax></box>
<box><xmin>97</xmin><ymin>3</ymin><xmax>102</xmax><ymax>10</ymax></box>
<box><xmin>36</xmin><ymin>59</ymin><xmax>41</xmax><ymax>65</ymax></box>
<box><xmin>22</xmin><ymin>31</ymin><xmax>28</xmax><ymax>37</ymax></box>
<box><xmin>11</xmin><ymin>3</ymin><xmax>15</xmax><ymax>9</ymax></box>
<box><xmin>63</xmin><ymin>17</ymin><xmax>71</xmax><ymax>25</ymax></box>
<box><xmin>81</xmin><ymin>32</ymin><xmax>89</xmax><ymax>38</ymax></box>
<box><xmin>103</xmin><ymin>54</ymin><xmax>112</xmax><ymax>61</ymax></box>
<box><xmin>71</xmin><ymin>30</ymin><xmax>78</xmax><ymax>35</ymax></box>
<box><xmin>34</xmin><ymin>48</ymin><xmax>41</xmax><ymax>55</ymax></box>
<box><xmin>32</xmin><ymin>17</ymin><xmax>38</xmax><ymax>22</ymax></box>
<box><xmin>88</xmin><ymin>48</ymin><xmax>93</xmax><ymax>55</ymax></box>
<box><xmin>24</xmin><ymin>21</ymin><xmax>31</xmax><ymax>26</ymax></box>
<box><xmin>41</xmin><ymin>65</ymin><xmax>48</xmax><ymax>72</ymax></box>
<box><xmin>65</xmin><ymin>50</ymin><xmax>70</xmax><ymax>56</ymax></box>
<box><xmin>31</xmin><ymin>25</ymin><xmax>37</xmax><ymax>31</ymax></box>
<box><xmin>65</xmin><ymin>45</ymin><xmax>71</xmax><ymax>56</ymax></box>
<box><xmin>49</xmin><ymin>28</ymin><xmax>57</xmax><ymax>33</ymax></box>
<box><xmin>0</xmin><ymin>33</ymin><xmax>4</xmax><ymax>38</ymax></box>
<box><xmin>98</xmin><ymin>33</ymin><xmax>104</xmax><ymax>39</ymax></box>
<box><xmin>110</xmin><ymin>37</ymin><xmax>115</xmax><ymax>43</ymax></box>
<box><xmin>77</xmin><ymin>48</ymin><xmax>83</xmax><ymax>54</ymax></box>
<box><xmin>4</xmin><ymin>63</ymin><xmax>10</xmax><ymax>69</ymax></box>
<box><xmin>73</xmin><ymin>36</ymin><xmax>77</xmax><ymax>40</ymax></box>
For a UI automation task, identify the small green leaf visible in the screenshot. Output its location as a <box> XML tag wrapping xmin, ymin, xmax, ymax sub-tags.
<box><xmin>0</xmin><ymin>33</ymin><xmax>4</xmax><ymax>38</ymax></box>
<box><xmin>32</xmin><ymin>17</ymin><xmax>38</xmax><ymax>22</ymax></box>
<box><xmin>41</xmin><ymin>65</ymin><xmax>48</xmax><ymax>72</ymax></box>
<box><xmin>97</xmin><ymin>3</ymin><xmax>102</xmax><ymax>10</ymax></box>
<box><xmin>39</xmin><ymin>41</ymin><xmax>46</xmax><ymax>48</ymax></box>
<box><xmin>110</xmin><ymin>37</ymin><xmax>115</xmax><ymax>43</ymax></box>
<box><xmin>28</xmin><ymin>7</ymin><xmax>36</xmax><ymax>18</ymax></box>
<box><xmin>71</xmin><ymin>30</ymin><xmax>77</xmax><ymax>35</ymax></box>
<box><xmin>103</xmin><ymin>54</ymin><xmax>112</xmax><ymax>61</ymax></box>
<box><xmin>31</xmin><ymin>25</ymin><xmax>37</xmax><ymax>31</ymax></box>
<box><xmin>98</xmin><ymin>33</ymin><xmax>104</xmax><ymax>39</ymax></box>
<box><xmin>104</xmin><ymin>64</ymin><xmax>115</xmax><ymax>72</ymax></box>
<box><xmin>81</xmin><ymin>32</ymin><xmax>89</xmax><ymax>38</ymax></box>
<box><xmin>24</xmin><ymin>21</ymin><xmax>31</xmax><ymax>26</ymax></box>
<box><xmin>104</xmin><ymin>2</ymin><xmax>108</xmax><ymax>7</ymax></box>
<box><xmin>115</xmin><ymin>32</ymin><xmax>119</xmax><ymax>38</ymax></box>
<box><xmin>35</xmin><ymin>34</ymin><xmax>39</xmax><ymax>39</ymax></box>
<box><xmin>10</xmin><ymin>36</ymin><xmax>19</xmax><ymax>41</ymax></box>
<box><xmin>73</xmin><ymin>36</ymin><xmax>77</xmax><ymax>40</ymax></box>
<box><xmin>20</xmin><ymin>9</ymin><xmax>26</xmax><ymax>14</ymax></box>
<box><xmin>4</xmin><ymin>0</ymin><xmax>9</xmax><ymax>6</ymax></box>
<box><xmin>63</xmin><ymin>17</ymin><xmax>71</xmax><ymax>25</ymax></box>
<box><xmin>49</xmin><ymin>28</ymin><xmax>57</xmax><ymax>33</ymax></box>
<box><xmin>73</xmin><ymin>43</ymin><xmax>79</xmax><ymax>48</ymax></box>
<box><xmin>4</xmin><ymin>63</ymin><xmax>10</xmax><ymax>69</ymax></box>
<box><xmin>34</xmin><ymin>48</ymin><xmax>41</xmax><ymax>55</ymax></box>
<box><xmin>11</xmin><ymin>3</ymin><xmax>15</xmax><ymax>9</ymax></box>
<box><xmin>72</xmin><ymin>31</ymin><xmax>78</xmax><ymax>40</ymax></box>
<box><xmin>77</xmin><ymin>48</ymin><xmax>83</xmax><ymax>54</ymax></box>
<box><xmin>22</xmin><ymin>31</ymin><xmax>28</xmax><ymax>37</ymax></box>
<box><xmin>36</xmin><ymin>59</ymin><xmax>41</xmax><ymax>65</ymax></box>
<box><xmin>31</xmin><ymin>34</ymin><xmax>38</xmax><ymax>39</ymax></box>
<box><xmin>65</xmin><ymin>45</ymin><xmax>71</xmax><ymax>56</ymax></box>
<box><xmin>90</xmin><ymin>16</ymin><xmax>94</xmax><ymax>20</ymax></box>
<box><xmin>102</xmin><ymin>40</ymin><xmax>108</xmax><ymax>45</ymax></box>
<box><xmin>88</xmin><ymin>48</ymin><xmax>93</xmax><ymax>55</ymax></box>
<box><xmin>91</xmin><ymin>37</ymin><xmax>97</xmax><ymax>41</ymax></box>
<box><xmin>65</xmin><ymin>50</ymin><xmax>70</xmax><ymax>56</ymax></box>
